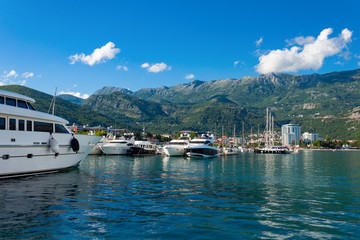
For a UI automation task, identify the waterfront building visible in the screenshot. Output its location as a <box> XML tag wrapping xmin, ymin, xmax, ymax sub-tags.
<box><xmin>302</xmin><ymin>132</ymin><xmax>318</xmax><ymax>143</ymax></box>
<box><xmin>281</xmin><ymin>124</ymin><xmax>301</xmax><ymax>146</ymax></box>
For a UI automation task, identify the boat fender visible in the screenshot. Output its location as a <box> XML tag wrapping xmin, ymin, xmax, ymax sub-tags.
<box><xmin>71</xmin><ymin>134</ymin><xmax>80</xmax><ymax>153</ymax></box>
<box><xmin>50</xmin><ymin>134</ymin><xmax>60</xmax><ymax>157</ymax></box>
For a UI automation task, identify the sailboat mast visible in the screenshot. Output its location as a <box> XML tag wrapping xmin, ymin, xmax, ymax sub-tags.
<box><xmin>271</xmin><ymin>115</ymin><xmax>274</xmax><ymax>146</ymax></box>
<box><xmin>266</xmin><ymin>108</ymin><xmax>269</xmax><ymax>147</ymax></box>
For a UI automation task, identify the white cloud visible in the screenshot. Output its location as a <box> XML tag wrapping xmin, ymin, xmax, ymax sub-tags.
<box><xmin>22</xmin><ymin>72</ymin><xmax>34</xmax><ymax>78</ymax></box>
<box><xmin>59</xmin><ymin>91</ymin><xmax>90</xmax><ymax>99</ymax></box>
<box><xmin>69</xmin><ymin>42</ymin><xmax>120</xmax><ymax>66</ymax></box>
<box><xmin>116</xmin><ymin>65</ymin><xmax>129</xmax><ymax>71</ymax></box>
<box><xmin>141</xmin><ymin>62</ymin><xmax>150</xmax><ymax>68</ymax></box>
<box><xmin>141</xmin><ymin>62</ymin><xmax>171</xmax><ymax>73</ymax></box>
<box><xmin>234</xmin><ymin>60</ymin><xmax>245</xmax><ymax>68</ymax></box>
<box><xmin>256</xmin><ymin>28</ymin><xmax>353</xmax><ymax>74</ymax></box>
<box><xmin>286</xmin><ymin>36</ymin><xmax>315</xmax><ymax>46</ymax></box>
<box><xmin>256</xmin><ymin>37</ymin><xmax>263</xmax><ymax>47</ymax></box>
<box><xmin>185</xmin><ymin>74</ymin><xmax>195</xmax><ymax>79</ymax></box>
<box><xmin>358</xmin><ymin>62</ymin><xmax>360</xmax><ymax>67</ymax></box>
<box><xmin>334</xmin><ymin>61</ymin><xmax>344</xmax><ymax>65</ymax></box>
<box><xmin>6</xmin><ymin>70</ymin><xmax>18</xmax><ymax>78</ymax></box>
<box><xmin>0</xmin><ymin>70</ymin><xmax>31</xmax><ymax>86</ymax></box>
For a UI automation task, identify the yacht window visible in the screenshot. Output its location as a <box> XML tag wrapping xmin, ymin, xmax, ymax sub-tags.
<box><xmin>0</xmin><ymin>96</ymin><xmax>4</xmax><ymax>104</ymax></box>
<box><xmin>27</xmin><ymin>102</ymin><xmax>36</xmax><ymax>110</ymax></box>
<box><xmin>27</xmin><ymin>120</ymin><xmax>32</xmax><ymax>131</ymax></box>
<box><xmin>0</xmin><ymin>117</ymin><xmax>5</xmax><ymax>130</ymax></box>
<box><xmin>17</xmin><ymin>100</ymin><xmax>28</xmax><ymax>109</ymax></box>
<box><xmin>9</xmin><ymin>118</ymin><xmax>16</xmax><ymax>130</ymax></box>
<box><xmin>6</xmin><ymin>98</ymin><xmax>16</xmax><ymax>107</ymax></box>
<box><xmin>55</xmin><ymin>124</ymin><xmax>69</xmax><ymax>133</ymax></box>
<box><xmin>34</xmin><ymin>121</ymin><xmax>53</xmax><ymax>133</ymax></box>
<box><xmin>18</xmin><ymin>120</ymin><xmax>25</xmax><ymax>131</ymax></box>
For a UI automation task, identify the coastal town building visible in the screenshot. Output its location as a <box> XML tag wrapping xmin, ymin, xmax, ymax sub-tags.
<box><xmin>281</xmin><ymin>124</ymin><xmax>301</xmax><ymax>146</ymax></box>
<box><xmin>302</xmin><ymin>132</ymin><xmax>318</xmax><ymax>143</ymax></box>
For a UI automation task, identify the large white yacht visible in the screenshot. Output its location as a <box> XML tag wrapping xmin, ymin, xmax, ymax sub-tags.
<box><xmin>186</xmin><ymin>133</ymin><xmax>218</xmax><ymax>158</ymax></box>
<box><xmin>100</xmin><ymin>133</ymin><xmax>135</xmax><ymax>155</ymax></box>
<box><xmin>163</xmin><ymin>133</ymin><xmax>190</xmax><ymax>157</ymax></box>
<box><xmin>0</xmin><ymin>89</ymin><xmax>101</xmax><ymax>178</ymax></box>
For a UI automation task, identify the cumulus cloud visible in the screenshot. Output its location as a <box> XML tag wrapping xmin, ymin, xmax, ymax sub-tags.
<box><xmin>256</xmin><ymin>28</ymin><xmax>353</xmax><ymax>74</ymax></box>
<box><xmin>185</xmin><ymin>74</ymin><xmax>195</xmax><ymax>79</ymax></box>
<box><xmin>286</xmin><ymin>36</ymin><xmax>315</xmax><ymax>46</ymax></box>
<box><xmin>141</xmin><ymin>62</ymin><xmax>171</xmax><ymax>73</ymax></box>
<box><xmin>69</xmin><ymin>42</ymin><xmax>120</xmax><ymax>66</ymax></box>
<box><xmin>6</xmin><ymin>70</ymin><xmax>18</xmax><ymax>78</ymax></box>
<box><xmin>59</xmin><ymin>91</ymin><xmax>90</xmax><ymax>99</ymax></box>
<box><xmin>0</xmin><ymin>70</ymin><xmax>34</xmax><ymax>86</ymax></box>
<box><xmin>116</xmin><ymin>65</ymin><xmax>129</xmax><ymax>71</ymax></box>
<box><xmin>141</xmin><ymin>62</ymin><xmax>150</xmax><ymax>68</ymax></box>
<box><xmin>256</xmin><ymin>37</ymin><xmax>263</xmax><ymax>47</ymax></box>
<box><xmin>22</xmin><ymin>72</ymin><xmax>34</xmax><ymax>78</ymax></box>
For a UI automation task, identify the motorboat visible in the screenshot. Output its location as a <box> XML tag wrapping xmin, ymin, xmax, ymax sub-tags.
<box><xmin>222</xmin><ymin>146</ymin><xmax>238</xmax><ymax>155</ymax></box>
<box><xmin>186</xmin><ymin>133</ymin><xmax>218</xmax><ymax>158</ymax></box>
<box><xmin>100</xmin><ymin>133</ymin><xmax>135</xmax><ymax>155</ymax></box>
<box><xmin>163</xmin><ymin>133</ymin><xmax>190</xmax><ymax>157</ymax></box>
<box><xmin>0</xmin><ymin>89</ymin><xmax>101</xmax><ymax>178</ymax></box>
<box><xmin>128</xmin><ymin>140</ymin><xmax>157</xmax><ymax>155</ymax></box>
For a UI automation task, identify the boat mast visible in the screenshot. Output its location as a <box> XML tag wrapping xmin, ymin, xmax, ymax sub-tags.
<box><xmin>271</xmin><ymin>115</ymin><xmax>274</xmax><ymax>146</ymax></box>
<box><xmin>242</xmin><ymin>121</ymin><xmax>245</xmax><ymax>146</ymax></box>
<box><xmin>48</xmin><ymin>87</ymin><xmax>57</xmax><ymax>115</ymax></box>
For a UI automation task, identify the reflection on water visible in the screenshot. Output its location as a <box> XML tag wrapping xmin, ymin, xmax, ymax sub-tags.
<box><xmin>0</xmin><ymin>151</ymin><xmax>360</xmax><ymax>239</ymax></box>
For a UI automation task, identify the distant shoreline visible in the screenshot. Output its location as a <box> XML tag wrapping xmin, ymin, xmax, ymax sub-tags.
<box><xmin>299</xmin><ymin>148</ymin><xmax>360</xmax><ymax>151</ymax></box>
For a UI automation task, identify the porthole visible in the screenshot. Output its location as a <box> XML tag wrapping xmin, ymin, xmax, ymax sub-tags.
<box><xmin>2</xmin><ymin>154</ymin><xmax>9</xmax><ymax>160</ymax></box>
<box><xmin>27</xmin><ymin>154</ymin><xmax>33</xmax><ymax>158</ymax></box>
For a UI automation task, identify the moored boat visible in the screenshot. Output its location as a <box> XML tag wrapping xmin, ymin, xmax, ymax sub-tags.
<box><xmin>100</xmin><ymin>133</ymin><xmax>135</xmax><ymax>155</ymax></box>
<box><xmin>186</xmin><ymin>133</ymin><xmax>218</xmax><ymax>158</ymax></box>
<box><xmin>0</xmin><ymin>89</ymin><xmax>101</xmax><ymax>178</ymax></box>
<box><xmin>128</xmin><ymin>140</ymin><xmax>157</xmax><ymax>155</ymax></box>
<box><xmin>163</xmin><ymin>133</ymin><xmax>190</xmax><ymax>157</ymax></box>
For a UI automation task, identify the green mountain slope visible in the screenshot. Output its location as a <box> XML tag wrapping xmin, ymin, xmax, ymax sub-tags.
<box><xmin>0</xmin><ymin>85</ymin><xmax>132</xmax><ymax>129</ymax></box>
<box><xmin>3</xmin><ymin>68</ymin><xmax>360</xmax><ymax>139</ymax></box>
<box><xmin>58</xmin><ymin>94</ymin><xmax>85</xmax><ymax>105</ymax></box>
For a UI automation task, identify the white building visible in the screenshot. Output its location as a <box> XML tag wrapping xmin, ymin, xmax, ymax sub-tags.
<box><xmin>302</xmin><ymin>132</ymin><xmax>318</xmax><ymax>143</ymax></box>
<box><xmin>281</xmin><ymin>124</ymin><xmax>301</xmax><ymax>146</ymax></box>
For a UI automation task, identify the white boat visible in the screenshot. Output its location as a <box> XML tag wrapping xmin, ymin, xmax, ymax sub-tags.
<box><xmin>100</xmin><ymin>134</ymin><xmax>135</xmax><ymax>155</ymax></box>
<box><xmin>128</xmin><ymin>140</ymin><xmax>157</xmax><ymax>155</ymax></box>
<box><xmin>255</xmin><ymin>108</ymin><xmax>290</xmax><ymax>154</ymax></box>
<box><xmin>88</xmin><ymin>135</ymin><xmax>108</xmax><ymax>155</ymax></box>
<box><xmin>0</xmin><ymin>89</ymin><xmax>101</xmax><ymax>178</ymax></box>
<box><xmin>163</xmin><ymin>133</ymin><xmax>190</xmax><ymax>157</ymax></box>
<box><xmin>222</xmin><ymin>146</ymin><xmax>238</xmax><ymax>155</ymax></box>
<box><xmin>186</xmin><ymin>133</ymin><xmax>218</xmax><ymax>158</ymax></box>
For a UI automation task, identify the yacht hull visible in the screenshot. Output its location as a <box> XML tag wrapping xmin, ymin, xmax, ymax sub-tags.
<box><xmin>100</xmin><ymin>143</ymin><xmax>130</xmax><ymax>155</ymax></box>
<box><xmin>163</xmin><ymin>146</ymin><xmax>187</xmax><ymax>157</ymax></box>
<box><xmin>186</xmin><ymin>146</ymin><xmax>218</xmax><ymax>158</ymax></box>
<box><xmin>0</xmin><ymin>132</ymin><xmax>101</xmax><ymax>178</ymax></box>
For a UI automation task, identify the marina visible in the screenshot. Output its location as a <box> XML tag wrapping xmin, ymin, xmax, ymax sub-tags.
<box><xmin>1</xmin><ymin>151</ymin><xmax>359</xmax><ymax>239</ymax></box>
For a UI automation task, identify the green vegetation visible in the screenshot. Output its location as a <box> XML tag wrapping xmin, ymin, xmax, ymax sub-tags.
<box><xmin>3</xmin><ymin>68</ymin><xmax>360</xmax><ymax>140</ymax></box>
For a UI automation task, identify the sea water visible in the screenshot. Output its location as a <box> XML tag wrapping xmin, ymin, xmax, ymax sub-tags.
<box><xmin>0</xmin><ymin>151</ymin><xmax>359</xmax><ymax>239</ymax></box>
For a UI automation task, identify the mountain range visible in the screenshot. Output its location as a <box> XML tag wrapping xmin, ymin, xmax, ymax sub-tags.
<box><xmin>2</xmin><ymin>68</ymin><xmax>360</xmax><ymax>139</ymax></box>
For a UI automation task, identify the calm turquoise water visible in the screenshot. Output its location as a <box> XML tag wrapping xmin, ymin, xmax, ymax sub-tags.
<box><xmin>1</xmin><ymin>151</ymin><xmax>360</xmax><ymax>239</ymax></box>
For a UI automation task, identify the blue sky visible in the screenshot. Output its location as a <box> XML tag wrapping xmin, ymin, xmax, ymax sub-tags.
<box><xmin>0</xmin><ymin>0</ymin><xmax>359</xmax><ymax>98</ymax></box>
